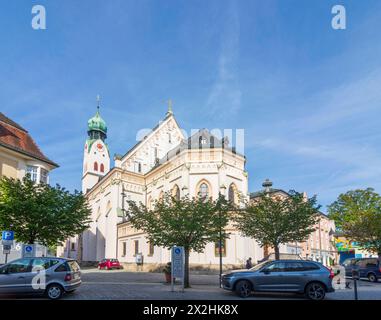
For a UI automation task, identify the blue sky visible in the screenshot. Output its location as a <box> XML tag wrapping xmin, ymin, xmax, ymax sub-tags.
<box><xmin>1</xmin><ymin>0</ymin><xmax>381</xmax><ymax>211</ymax></box>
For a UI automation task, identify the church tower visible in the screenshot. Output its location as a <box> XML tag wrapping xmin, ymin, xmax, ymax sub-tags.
<box><xmin>82</xmin><ymin>98</ymin><xmax>110</xmax><ymax>193</ymax></box>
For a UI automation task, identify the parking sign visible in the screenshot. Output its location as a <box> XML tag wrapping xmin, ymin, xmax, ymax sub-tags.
<box><xmin>171</xmin><ymin>246</ymin><xmax>184</xmax><ymax>278</ymax></box>
<box><xmin>23</xmin><ymin>244</ymin><xmax>35</xmax><ymax>257</ymax></box>
<box><xmin>1</xmin><ymin>231</ymin><xmax>14</xmax><ymax>246</ymax></box>
<box><xmin>2</xmin><ymin>231</ymin><xmax>14</xmax><ymax>241</ymax></box>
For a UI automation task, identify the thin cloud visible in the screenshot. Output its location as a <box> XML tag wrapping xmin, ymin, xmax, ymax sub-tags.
<box><xmin>206</xmin><ymin>0</ymin><xmax>241</xmax><ymax>116</ymax></box>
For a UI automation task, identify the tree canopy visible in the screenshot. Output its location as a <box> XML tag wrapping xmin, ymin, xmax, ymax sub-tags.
<box><xmin>234</xmin><ymin>190</ymin><xmax>321</xmax><ymax>260</ymax></box>
<box><xmin>127</xmin><ymin>192</ymin><xmax>232</xmax><ymax>287</ymax></box>
<box><xmin>0</xmin><ymin>176</ymin><xmax>91</xmax><ymax>246</ymax></box>
<box><xmin>328</xmin><ymin>188</ymin><xmax>381</xmax><ymax>256</ymax></box>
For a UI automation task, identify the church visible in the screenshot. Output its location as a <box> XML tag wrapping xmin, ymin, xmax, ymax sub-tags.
<box><xmin>58</xmin><ymin>101</ymin><xmax>337</xmax><ymax>268</ymax></box>
<box><xmin>58</xmin><ymin>101</ymin><xmax>265</xmax><ymax>268</ymax></box>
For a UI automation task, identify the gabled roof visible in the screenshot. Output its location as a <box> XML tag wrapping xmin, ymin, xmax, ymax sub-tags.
<box><xmin>119</xmin><ymin>113</ymin><xmax>183</xmax><ymax>163</ymax></box>
<box><xmin>0</xmin><ymin>112</ymin><xmax>58</xmax><ymax>167</ymax></box>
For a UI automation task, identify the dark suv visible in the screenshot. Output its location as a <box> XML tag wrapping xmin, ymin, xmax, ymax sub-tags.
<box><xmin>342</xmin><ymin>257</ymin><xmax>381</xmax><ymax>282</ymax></box>
<box><xmin>222</xmin><ymin>260</ymin><xmax>335</xmax><ymax>300</ymax></box>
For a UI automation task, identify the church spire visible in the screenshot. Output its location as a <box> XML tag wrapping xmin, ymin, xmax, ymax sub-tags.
<box><xmin>87</xmin><ymin>95</ymin><xmax>107</xmax><ymax>141</ymax></box>
<box><xmin>166</xmin><ymin>99</ymin><xmax>173</xmax><ymax>117</ymax></box>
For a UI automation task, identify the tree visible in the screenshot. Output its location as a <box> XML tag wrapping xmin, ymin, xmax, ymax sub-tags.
<box><xmin>127</xmin><ymin>193</ymin><xmax>232</xmax><ymax>287</ymax></box>
<box><xmin>234</xmin><ymin>190</ymin><xmax>321</xmax><ymax>260</ymax></box>
<box><xmin>0</xmin><ymin>176</ymin><xmax>91</xmax><ymax>246</ymax></box>
<box><xmin>328</xmin><ymin>188</ymin><xmax>381</xmax><ymax>257</ymax></box>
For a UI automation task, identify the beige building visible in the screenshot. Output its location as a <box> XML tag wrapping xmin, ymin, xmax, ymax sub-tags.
<box><xmin>0</xmin><ymin>112</ymin><xmax>58</xmax><ymax>263</ymax></box>
<box><xmin>0</xmin><ymin>113</ymin><xmax>58</xmax><ymax>181</ymax></box>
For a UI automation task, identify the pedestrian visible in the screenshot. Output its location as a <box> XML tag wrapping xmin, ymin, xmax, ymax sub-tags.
<box><xmin>246</xmin><ymin>257</ymin><xmax>252</xmax><ymax>269</ymax></box>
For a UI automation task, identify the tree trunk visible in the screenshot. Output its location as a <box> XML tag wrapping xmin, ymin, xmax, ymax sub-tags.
<box><xmin>274</xmin><ymin>245</ymin><xmax>280</xmax><ymax>260</ymax></box>
<box><xmin>77</xmin><ymin>233</ymin><xmax>83</xmax><ymax>265</ymax></box>
<box><xmin>184</xmin><ymin>247</ymin><xmax>190</xmax><ymax>288</ymax></box>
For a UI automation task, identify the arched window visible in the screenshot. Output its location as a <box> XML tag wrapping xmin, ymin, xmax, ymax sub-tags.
<box><xmin>228</xmin><ymin>184</ymin><xmax>236</xmax><ymax>204</ymax></box>
<box><xmin>199</xmin><ymin>183</ymin><xmax>209</xmax><ymax>199</ymax></box>
<box><xmin>210</xmin><ymin>136</ymin><xmax>215</xmax><ymax>148</ymax></box>
<box><xmin>172</xmin><ymin>185</ymin><xmax>180</xmax><ymax>201</ymax></box>
<box><xmin>100</xmin><ymin>163</ymin><xmax>105</xmax><ymax>173</ymax></box>
<box><xmin>94</xmin><ymin>162</ymin><xmax>98</xmax><ymax>171</ymax></box>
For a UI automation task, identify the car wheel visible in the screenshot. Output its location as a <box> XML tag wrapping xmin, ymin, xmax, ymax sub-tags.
<box><xmin>46</xmin><ymin>284</ymin><xmax>64</xmax><ymax>300</ymax></box>
<box><xmin>235</xmin><ymin>280</ymin><xmax>252</xmax><ymax>298</ymax></box>
<box><xmin>305</xmin><ymin>282</ymin><xmax>326</xmax><ymax>300</ymax></box>
<box><xmin>368</xmin><ymin>273</ymin><xmax>377</xmax><ymax>282</ymax></box>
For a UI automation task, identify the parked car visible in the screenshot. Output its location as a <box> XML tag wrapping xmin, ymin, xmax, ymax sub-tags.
<box><xmin>342</xmin><ymin>257</ymin><xmax>381</xmax><ymax>282</ymax></box>
<box><xmin>0</xmin><ymin>257</ymin><xmax>81</xmax><ymax>299</ymax></box>
<box><xmin>98</xmin><ymin>258</ymin><xmax>123</xmax><ymax>270</ymax></box>
<box><xmin>222</xmin><ymin>260</ymin><xmax>335</xmax><ymax>300</ymax></box>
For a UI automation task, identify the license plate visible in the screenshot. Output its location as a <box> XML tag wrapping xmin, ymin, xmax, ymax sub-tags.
<box><xmin>73</xmin><ymin>273</ymin><xmax>79</xmax><ymax>279</ymax></box>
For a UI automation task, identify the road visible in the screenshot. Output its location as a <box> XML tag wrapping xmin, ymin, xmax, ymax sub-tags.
<box><xmin>65</xmin><ymin>268</ymin><xmax>381</xmax><ymax>300</ymax></box>
<box><xmin>2</xmin><ymin>268</ymin><xmax>381</xmax><ymax>300</ymax></box>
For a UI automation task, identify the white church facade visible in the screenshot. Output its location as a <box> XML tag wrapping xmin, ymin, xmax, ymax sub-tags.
<box><xmin>58</xmin><ymin>102</ymin><xmax>337</xmax><ymax>268</ymax></box>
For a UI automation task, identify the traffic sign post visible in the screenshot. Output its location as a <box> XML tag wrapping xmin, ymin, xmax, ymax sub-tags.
<box><xmin>2</xmin><ymin>231</ymin><xmax>14</xmax><ymax>263</ymax></box>
<box><xmin>171</xmin><ymin>246</ymin><xmax>185</xmax><ymax>293</ymax></box>
<box><xmin>23</xmin><ymin>244</ymin><xmax>35</xmax><ymax>258</ymax></box>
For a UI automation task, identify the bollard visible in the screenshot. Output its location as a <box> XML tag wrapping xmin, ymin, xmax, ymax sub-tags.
<box><xmin>352</xmin><ymin>269</ymin><xmax>359</xmax><ymax>300</ymax></box>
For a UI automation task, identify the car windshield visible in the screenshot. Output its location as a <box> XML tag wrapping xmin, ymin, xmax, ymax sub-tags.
<box><xmin>250</xmin><ymin>261</ymin><xmax>272</xmax><ymax>271</ymax></box>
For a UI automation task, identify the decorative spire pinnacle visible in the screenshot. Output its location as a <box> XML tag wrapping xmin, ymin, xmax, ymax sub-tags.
<box><xmin>262</xmin><ymin>178</ymin><xmax>273</xmax><ymax>193</ymax></box>
<box><xmin>166</xmin><ymin>99</ymin><xmax>173</xmax><ymax>116</ymax></box>
<box><xmin>96</xmin><ymin>94</ymin><xmax>101</xmax><ymax>113</ymax></box>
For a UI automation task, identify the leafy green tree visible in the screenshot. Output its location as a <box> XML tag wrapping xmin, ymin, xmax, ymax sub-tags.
<box><xmin>0</xmin><ymin>176</ymin><xmax>91</xmax><ymax>246</ymax></box>
<box><xmin>127</xmin><ymin>193</ymin><xmax>232</xmax><ymax>287</ymax></box>
<box><xmin>234</xmin><ymin>191</ymin><xmax>321</xmax><ymax>260</ymax></box>
<box><xmin>328</xmin><ymin>188</ymin><xmax>381</xmax><ymax>257</ymax></box>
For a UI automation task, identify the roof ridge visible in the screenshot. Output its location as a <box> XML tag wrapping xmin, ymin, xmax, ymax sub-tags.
<box><xmin>0</xmin><ymin>112</ymin><xmax>28</xmax><ymax>132</ymax></box>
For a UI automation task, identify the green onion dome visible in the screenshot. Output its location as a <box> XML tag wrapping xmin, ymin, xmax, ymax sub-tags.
<box><xmin>88</xmin><ymin>107</ymin><xmax>107</xmax><ymax>134</ymax></box>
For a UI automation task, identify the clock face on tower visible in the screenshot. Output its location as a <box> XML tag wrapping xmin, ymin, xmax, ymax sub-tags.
<box><xmin>96</xmin><ymin>143</ymin><xmax>104</xmax><ymax>152</ymax></box>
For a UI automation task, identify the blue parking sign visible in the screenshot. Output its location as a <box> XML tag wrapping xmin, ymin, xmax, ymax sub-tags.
<box><xmin>2</xmin><ymin>231</ymin><xmax>14</xmax><ymax>241</ymax></box>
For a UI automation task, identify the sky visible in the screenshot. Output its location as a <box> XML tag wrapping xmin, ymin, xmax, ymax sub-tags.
<box><xmin>1</xmin><ymin>0</ymin><xmax>381</xmax><ymax>211</ymax></box>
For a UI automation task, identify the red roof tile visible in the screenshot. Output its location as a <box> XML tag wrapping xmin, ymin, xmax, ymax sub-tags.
<box><xmin>0</xmin><ymin>113</ymin><xmax>58</xmax><ymax>167</ymax></box>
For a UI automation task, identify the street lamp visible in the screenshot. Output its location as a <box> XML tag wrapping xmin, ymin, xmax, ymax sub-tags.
<box><xmin>121</xmin><ymin>185</ymin><xmax>127</xmax><ymax>221</ymax></box>
<box><xmin>217</xmin><ymin>192</ymin><xmax>224</xmax><ymax>288</ymax></box>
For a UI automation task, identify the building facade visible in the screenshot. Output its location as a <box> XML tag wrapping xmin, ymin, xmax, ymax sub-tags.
<box><xmin>0</xmin><ymin>112</ymin><xmax>58</xmax><ymax>263</ymax></box>
<box><xmin>60</xmin><ymin>104</ymin><xmax>337</xmax><ymax>268</ymax></box>
<box><xmin>60</xmin><ymin>105</ymin><xmax>264</xmax><ymax>267</ymax></box>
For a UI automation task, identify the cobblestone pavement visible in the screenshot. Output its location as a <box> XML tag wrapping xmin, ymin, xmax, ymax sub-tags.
<box><xmin>66</xmin><ymin>269</ymin><xmax>381</xmax><ymax>300</ymax></box>
<box><xmin>2</xmin><ymin>268</ymin><xmax>381</xmax><ymax>300</ymax></box>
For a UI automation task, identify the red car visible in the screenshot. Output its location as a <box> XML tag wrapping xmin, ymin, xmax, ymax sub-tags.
<box><xmin>98</xmin><ymin>259</ymin><xmax>123</xmax><ymax>270</ymax></box>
